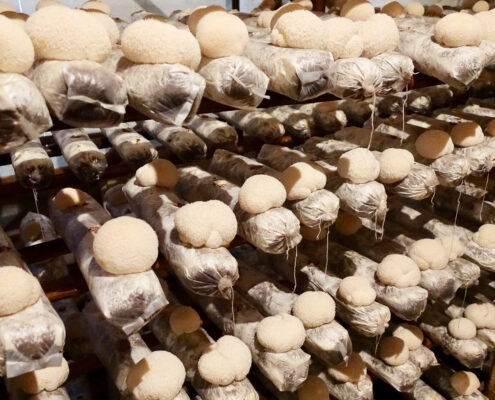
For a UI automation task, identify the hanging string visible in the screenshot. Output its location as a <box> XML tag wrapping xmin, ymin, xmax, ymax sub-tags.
<box><xmin>368</xmin><ymin>91</ymin><xmax>377</xmax><ymax>150</ymax></box>
<box><xmin>32</xmin><ymin>188</ymin><xmax>46</xmax><ymax>241</ymax></box>
<box><xmin>374</xmin><ymin>333</ymin><xmax>383</xmax><ymax>357</ymax></box>
<box><xmin>379</xmin><ymin>212</ymin><xmax>387</xmax><ymax>241</ymax></box>
<box><xmin>324</xmin><ymin>229</ymin><xmax>330</xmax><ymax>275</ymax></box>
<box><xmin>230</xmin><ymin>286</ymin><xmax>236</xmax><ymax>328</ymax></box>
<box><xmin>400</xmin><ymin>83</ymin><xmax>409</xmax><ymax>146</ymax></box>
<box><xmin>478</xmin><ymin>173</ymin><xmax>490</xmax><ymax>221</ymax></box>
<box><xmin>292</xmin><ymin>246</ymin><xmax>298</xmax><ymax>294</ymax></box>
<box><xmin>454</xmin><ymin>183</ymin><xmax>463</xmax><ymax>227</ymax></box>
<box><xmin>461</xmin><ymin>287</ymin><xmax>468</xmax><ymax>308</ymax></box>
<box><xmin>430</xmin><ymin>186</ymin><xmax>436</xmax><ymax>207</ymax></box>
<box><xmin>374</xmin><ymin>212</ymin><xmax>379</xmax><ymax>240</ymax></box>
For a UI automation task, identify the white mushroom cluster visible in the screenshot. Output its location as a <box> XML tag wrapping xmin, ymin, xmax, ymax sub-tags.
<box><xmin>292</xmin><ymin>291</ymin><xmax>336</xmax><ymax>329</ymax></box>
<box><xmin>338</xmin><ymin>275</ymin><xmax>376</xmax><ymax>306</ymax></box>
<box><xmin>256</xmin><ymin>313</ymin><xmax>306</xmax><ymax>352</ymax></box>
<box><xmin>408</xmin><ymin>238</ymin><xmax>449</xmax><ymax>270</ymax></box>
<box><xmin>280</xmin><ymin>162</ymin><xmax>326</xmax><ymax>200</ymax></box>
<box><xmin>174</xmin><ymin>200</ymin><xmax>238</xmax><ymax>249</ymax></box>
<box><xmin>198</xmin><ymin>335</ymin><xmax>252</xmax><ymax>386</ymax></box>
<box><xmin>93</xmin><ymin>216</ymin><xmax>159</xmax><ymax>275</ymax></box>
<box><xmin>238</xmin><ymin>174</ymin><xmax>286</xmax><ymax>214</ymax></box>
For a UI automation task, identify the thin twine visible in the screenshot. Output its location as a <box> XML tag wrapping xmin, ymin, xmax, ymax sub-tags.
<box><xmin>462</xmin><ymin>287</ymin><xmax>468</xmax><ymax>308</ymax></box>
<box><xmin>292</xmin><ymin>246</ymin><xmax>298</xmax><ymax>294</ymax></box>
<box><xmin>380</xmin><ymin>212</ymin><xmax>387</xmax><ymax>241</ymax></box>
<box><xmin>316</xmin><ymin>219</ymin><xmax>322</xmax><ymax>240</ymax></box>
<box><xmin>230</xmin><ymin>286</ymin><xmax>236</xmax><ymax>328</ymax></box>
<box><xmin>478</xmin><ymin>173</ymin><xmax>490</xmax><ymax>221</ymax></box>
<box><xmin>32</xmin><ymin>188</ymin><xmax>46</xmax><ymax>242</ymax></box>
<box><xmin>400</xmin><ymin>83</ymin><xmax>409</xmax><ymax>146</ymax></box>
<box><xmin>368</xmin><ymin>91</ymin><xmax>377</xmax><ymax>150</ymax></box>
<box><xmin>454</xmin><ymin>182</ymin><xmax>463</xmax><ymax>227</ymax></box>
<box><xmin>324</xmin><ymin>229</ymin><xmax>330</xmax><ymax>275</ymax></box>
<box><xmin>374</xmin><ymin>333</ymin><xmax>383</xmax><ymax>357</ymax></box>
<box><xmin>430</xmin><ymin>186</ymin><xmax>436</xmax><ymax>207</ymax></box>
<box><xmin>374</xmin><ymin>212</ymin><xmax>379</xmax><ymax>240</ymax></box>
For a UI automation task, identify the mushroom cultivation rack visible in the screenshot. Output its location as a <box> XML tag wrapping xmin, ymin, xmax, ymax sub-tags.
<box><xmin>0</xmin><ymin>90</ymin><xmax>351</xmax><ymax>400</ymax></box>
<box><xmin>2</xmin><ymin>1</ymin><xmax>495</xmax><ymax>395</ymax></box>
<box><xmin>1</xmin><ymin>72</ymin><xmax>495</xmax><ymax>399</ymax></box>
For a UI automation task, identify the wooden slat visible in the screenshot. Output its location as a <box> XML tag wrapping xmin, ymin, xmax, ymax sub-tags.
<box><xmin>19</xmin><ymin>238</ymin><xmax>70</xmax><ymax>264</ymax></box>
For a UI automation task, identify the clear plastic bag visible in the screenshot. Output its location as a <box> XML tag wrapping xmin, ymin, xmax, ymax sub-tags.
<box><xmin>372</xmin><ymin>52</ymin><xmax>414</xmax><ymax>95</ymax></box>
<box><xmin>29</xmin><ymin>60</ymin><xmax>127</xmax><ymax>128</ymax></box>
<box><xmin>301</xmin><ymin>240</ymin><xmax>428</xmax><ymax>321</ymax></box>
<box><xmin>150</xmin><ymin>287</ymin><xmax>259</xmax><ymax>400</ymax></box>
<box><xmin>123</xmin><ymin>177</ymin><xmax>239</xmax><ymax>298</ymax></box>
<box><xmin>0</xmin><ymin>73</ymin><xmax>52</xmax><ymax>152</ymax></box>
<box><xmin>176</xmin><ymin>166</ymin><xmax>302</xmax><ymax>255</ymax></box>
<box><xmin>397</xmin><ymin>28</ymin><xmax>485</xmax><ymax>88</ymax></box>
<box><xmin>52</xmin><ymin>129</ymin><xmax>108</xmax><ymax>183</ymax></box>
<box><xmin>244</xmin><ymin>40</ymin><xmax>333</xmax><ymax>101</ymax></box>
<box><xmin>49</xmin><ymin>191</ymin><xmax>168</xmax><ymax>334</ymax></box>
<box><xmin>0</xmin><ymin>229</ymin><xmax>65</xmax><ymax>378</ymax></box>
<box><xmin>328</xmin><ymin>58</ymin><xmax>383</xmax><ymax>99</ymax></box>
<box><xmin>83</xmin><ymin>302</ymin><xmax>190</xmax><ymax>400</ymax></box>
<box><xmin>199</xmin><ymin>56</ymin><xmax>269</xmax><ymax>109</ymax></box>
<box><xmin>191</xmin><ymin>291</ymin><xmax>311</xmax><ymax>392</ymax></box>
<box><xmin>10</xmin><ymin>141</ymin><xmax>54</xmax><ymax>189</ymax></box>
<box><xmin>116</xmin><ymin>56</ymin><xmax>205</xmax><ymax>126</ymax></box>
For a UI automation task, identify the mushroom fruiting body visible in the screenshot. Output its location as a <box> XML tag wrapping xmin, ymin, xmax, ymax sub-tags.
<box><xmin>378</xmin><ymin>148</ymin><xmax>414</xmax><ymax>184</ymax></box>
<box><xmin>25</xmin><ymin>6</ymin><xmax>111</xmax><ymax>62</ymax></box>
<box><xmin>271</xmin><ymin>9</ymin><xmax>325</xmax><ymax>49</ymax></box>
<box><xmin>337</xmin><ymin>148</ymin><xmax>380</xmax><ymax>184</ymax></box>
<box><xmin>338</xmin><ymin>275</ymin><xmax>376</xmax><ymax>306</ymax></box>
<box><xmin>434</xmin><ymin>13</ymin><xmax>482</xmax><ymax>48</ymax></box>
<box><xmin>341</xmin><ymin>0</ymin><xmax>375</xmax><ymax>21</ymax></box>
<box><xmin>358</xmin><ymin>13</ymin><xmax>400</xmax><ymax>58</ymax></box>
<box><xmin>415</xmin><ymin>130</ymin><xmax>454</xmax><ymax>159</ymax></box>
<box><xmin>292</xmin><ymin>291</ymin><xmax>336</xmax><ymax>328</ymax></box>
<box><xmin>379</xmin><ymin>336</ymin><xmax>409</xmax><ymax>366</ymax></box>
<box><xmin>0</xmin><ymin>15</ymin><xmax>34</xmax><ymax>73</ymax></box>
<box><xmin>13</xmin><ymin>358</ymin><xmax>69</xmax><ymax>394</ymax></box>
<box><xmin>392</xmin><ymin>324</ymin><xmax>424</xmax><ymax>350</ymax></box>
<box><xmin>93</xmin><ymin>216</ymin><xmax>159</xmax><ymax>275</ymax></box>
<box><xmin>121</xmin><ymin>19</ymin><xmax>201</xmax><ymax>69</ymax></box>
<box><xmin>376</xmin><ymin>254</ymin><xmax>421</xmax><ymax>288</ymax></box>
<box><xmin>328</xmin><ymin>352</ymin><xmax>367</xmax><ymax>383</ymax></box>
<box><xmin>448</xmin><ymin>317</ymin><xmax>477</xmax><ymax>340</ymax></box>
<box><xmin>472</xmin><ymin>224</ymin><xmax>495</xmax><ymax>249</ymax></box>
<box><xmin>408</xmin><ymin>238</ymin><xmax>449</xmax><ymax>270</ymax></box>
<box><xmin>450</xmin><ymin>122</ymin><xmax>484</xmax><ymax>147</ymax></box>
<box><xmin>450</xmin><ymin>371</ymin><xmax>481</xmax><ymax>396</ymax></box>
<box><xmin>464</xmin><ymin>303</ymin><xmax>495</xmax><ymax>329</ymax></box>
<box><xmin>0</xmin><ymin>267</ymin><xmax>41</xmax><ymax>316</ymax></box>
<box><xmin>256</xmin><ymin>313</ymin><xmax>306</xmax><ymax>353</ymax></box>
<box><xmin>238</xmin><ymin>175</ymin><xmax>286</xmax><ymax>214</ymax></box>
<box><xmin>135</xmin><ymin>159</ymin><xmax>179</xmax><ymax>188</ymax></box>
<box><xmin>195</xmin><ymin>11</ymin><xmax>249</xmax><ymax>58</ymax></box>
<box><xmin>174</xmin><ymin>200</ymin><xmax>238</xmax><ymax>249</ymax></box>
<box><xmin>280</xmin><ymin>162</ymin><xmax>327</xmax><ymax>200</ymax></box>
<box><xmin>126</xmin><ymin>351</ymin><xmax>186</xmax><ymax>400</ymax></box>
